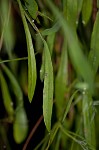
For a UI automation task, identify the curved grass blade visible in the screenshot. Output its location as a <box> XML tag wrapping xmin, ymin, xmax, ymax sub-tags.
<box><xmin>82</xmin><ymin>0</ymin><xmax>93</xmax><ymax>25</ymax></box>
<box><xmin>82</xmin><ymin>92</ymin><xmax>96</xmax><ymax>149</ymax></box>
<box><xmin>89</xmin><ymin>12</ymin><xmax>99</xmax><ymax>76</ymax></box>
<box><xmin>21</xmin><ymin>13</ymin><xmax>54</xmax><ymax>131</ymax></box>
<box><xmin>38</xmin><ymin>11</ymin><xmax>53</xmax><ymax>21</ymax></box>
<box><xmin>13</xmin><ymin>107</ymin><xmax>28</xmax><ymax>143</ymax></box>
<box><xmin>46</xmin><ymin>123</ymin><xmax>60</xmax><ymax>150</ymax></box>
<box><xmin>40</xmin><ymin>21</ymin><xmax>60</xmax><ymax>36</ymax></box>
<box><xmin>43</xmin><ymin>40</ymin><xmax>53</xmax><ymax>132</ymax></box>
<box><xmin>63</xmin><ymin>0</ymin><xmax>78</xmax><ymax>29</ymax></box>
<box><xmin>1</xmin><ymin>64</ymin><xmax>28</xmax><ymax>143</ymax></box>
<box><xmin>0</xmin><ymin>71</ymin><xmax>14</xmax><ymax>121</ymax></box>
<box><xmin>40</xmin><ymin>51</ymin><xmax>45</xmax><ymax>82</ymax></box>
<box><xmin>25</xmin><ymin>0</ymin><xmax>38</xmax><ymax>19</ymax></box>
<box><xmin>1</xmin><ymin>64</ymin><xmax>23</xmax><ymax>106</ymax></box>
<box><xmin>55</xmin><ymin>41</ymin><xmax>68</xmax><ymax>119</ymax></box>
<box><xmin>34</xmin><ymin>134</ymin><xmax>49</xmax><ymax>150</ymax></box>
<box><xmin>46</xmin><ymin>0</ymin><xmax>94</xmax><ymax>95</ymax></box>
<box><xmin>17</xmin><ymin>0</ymin><xmax>37</xmax><ymax>102</ymax></box>
<box><xmin>60</xmin><ymin>124</ymin><xmax>94</xmax><ymax>150</ymax></box>
<box><xmin>62</xmin><ymin>90</ymin><xmax>78</xmax><ymax>123</ymax></box>
<box><xmin>47</xmin><ymin>33</ymin><xmax>55</xmax><ymax>56</ymax></box>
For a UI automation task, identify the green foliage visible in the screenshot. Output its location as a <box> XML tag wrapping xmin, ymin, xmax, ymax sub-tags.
<box><xmin>0</xmin><ymin>0</ymin><xmax>99</xmax><ymax>149</ymax></box>
<box><xmin>42</xmin><ymin>40</ymin><xmax>53</xmax><ymax>131</ymax></box>
<box><xmin>0</xmin><ymin>71</ymin><xmax>14</xmax><ymax>121</ymax></box>
<box><xmin>17</xmin><ymin>0</ymin><xmax>37</xmax><ymax>102</ymax></box>
<box><xmin>13</xmin><ymin>107</ymin><xmax>28</xmax><ymax>143</ymax></box>
<box><xmin>89</xmin><ymin>12</ymin><xmax>99</xmax><ymax>76</ymax></box>
<box><xmin>82</xmin><ymin>0</ymin><xmax>93</xmax><ymax>25</ymax></box>
<box><xmin>24</xmin><ymin>0</ymin><xmax>38</xmax><ymax>19</ymax></box>
<box><xmin>55</xmin><ymin>41</ymin><xmax>68</xmax><ymax>119</ymax></box>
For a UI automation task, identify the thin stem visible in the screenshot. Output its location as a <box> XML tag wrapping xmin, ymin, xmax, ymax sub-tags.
<box><xmin>22</xmin><ymin>115</ymin><xmax>43</xmax><ymax>150</ymax></box>
<box><xmin>0</xmin><ymin>57</ymin><xmax>28</xmax><ymax>64</ymax></box>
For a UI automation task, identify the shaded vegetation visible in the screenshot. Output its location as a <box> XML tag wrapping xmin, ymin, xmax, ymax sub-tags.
<box><xmin>0</xmin><ymin>0</ymin><xmax>99</xmax><ymax>149</ymax></box>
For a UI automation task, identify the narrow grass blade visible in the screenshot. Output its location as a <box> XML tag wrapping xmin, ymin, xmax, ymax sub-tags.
<box><xmin>63</xmin><ymin>0</ymin><xmax>78</xmax><ymax>29</ymax></box>
<box><xmin>43</xmin><ymin>40</ymin><xmax>53</xmax><ymax>131</ymax></box>
<box><xmin>62</xmin><ymin>90</ymin><xmax>78</xmax><ymax>123</ymax></box>
<box><xmin>82</xmin><ymin>92</ymin><xmax>96</xmax><ymax>149</ymax></box>
<box><xmin>77</xmin><ymin>0</ymin><xmax>83</xmax><ymax>15</ymax></box>
<box><xmin>47</xmin><ymin>33</ymin><xmax>55</xmax><ymax>56</ymax></box>
<box><xmin>82</xmin><ymin>0</ymin><xmax>93</xmax><ymax>25</ymax></box>
<box><xmin>46</xmin><ymin>123</ymin><xmax>59</xmax><ymax>150</ymax></box>
<box><xmin>0</xmin><ymin>71</ymin><xmax>14</xmax><ymax>121</ymax></box>
<box><xmin>40</xmin><ymin>51</ymin><xmax>45</xmax><ymax>82</ymax></box>
<box><xmin>46</xmin><ymin>0</ymin><xmax>94</xmax><ymax>94</ymax></box>
<box><xmin>60</xmin><ymin>124</ymin><xmax>95</xmax><ymax>150</ymax></box>
<box><xmin>25</xmin><ymin>0</ymin><xmax>38</xmax><ymax>19</ymax></box>
<box><xmin>1</xmin><ymin>64</ymin><xmax>23</xmax><ymax>106</ymax></box>
<box><xmin>22</xmin><ymin>13</ymin><xmax>54</xmax><ymax>131</ymax></box>
<box><xmin>41</xmin><ymin>21</ymin><xmax>60</xmax><ymax>36</ymax></box>
<box><xmin>40</xmin><ymin>31</ymin><xmax>55</xmax><ymax>81</ymax></box>
<box><xmin>89</xmin><ymin>12</ymin><xmax>99</xmax><ymax>76</ymax></box>
<box><xmin>38</xmin><ymin>11</ymin><xmax>53</xmax><ymax>21</ymax></box>
<box><xmin>55</xmin><ymin>41</ymin><xmax>68</xmax><ymax>119</ymax></box>
<box><xmin>17</xmin><ymin>0</ymin><xmax>37</xmax><ymax>102</ymax></box>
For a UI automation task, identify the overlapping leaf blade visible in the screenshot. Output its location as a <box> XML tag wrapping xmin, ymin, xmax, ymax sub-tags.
<box><xmin>46</xmin><ymin>0</ymin><xmax>94</xmax><ymax>94</ymax></box>
<box><xmin>1</xmin><ymin>63</ymin><xmax>28</xmax><ymax>143</ymax></box>
<box><xmin>55</xmin><ymin>42</ymin><xmax>68</xmax><ymax>119</ymax></box>
<box><xmin>0</xmin><ymin>71</ymin><xmax>14</xmax><ymax>120</ymax></box>
<box><xmin>43</xmin><ymin>40</ymin><xmax>53</xmax><ymax>131</ymax></box>
<box><xmin>63</xmin><ymin>0</ymin><xmax>78</xmax><ymax>29</ymax></box>
<box><xmin>82</xmin><ymin>92</ymin><xmax>96</xmax><ymax>148</ymax></box>
<box><xmin>17</xmin><ymin>0</ymin><xmax>37</xmax><ymax>102</ymax></box>
<box><xmin>1</xmin><ymin>64</ymin><xmax>23</xmax><ymax>106</ymax></box>
<box><xmin>89</xmin><ymin>12</ymin><xmax>99</xmax><ymax>76</ymax></box>
<box><xmin>25</xmin><ymin>0</ymin><xmax>38</xmax><ymax>19</ymax></box>
<box><xmin>82</xmin><ymin>0</ymin><xmax>93</xmax><ymax>25</ymax></box>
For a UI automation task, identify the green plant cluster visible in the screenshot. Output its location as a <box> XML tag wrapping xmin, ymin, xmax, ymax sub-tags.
<box><xmin>0</xmin><ymin>0</ymin><xmax>99</xmax><ymax>149</ymax></box>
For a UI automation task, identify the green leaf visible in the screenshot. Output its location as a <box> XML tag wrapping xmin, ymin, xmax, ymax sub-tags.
<box><xmin>1</xmin><ymin>64</ymin><xmax>23</xmax><ymax>106</ymax></box>
<box><xmin>43</xmin><ymin>40</ymin><xmax>53</xmax><ymax>131</ymax></box>
<box><xmin>77</xmin><ymin>0</ymin><xmax>83</xmax><ymax>14</ymax></box>
<box><xmin>82</xmin><ymin>92</ymin><xmax>96</xmax><ymax>148</ymax></box>
<box><xmin>55</xmin><ymin>41</ymin><xmax>68</xmax><ymax>119</ymax></box>
<box><xmin>0</xmin><ymin>71</ymin><xmax>14</xmax><ymax>121</ymax></box>
<box><xmin>97</xmin><ymin>0</ymin><xmax>99</xmax><ymax>8</ymax></box>
<box><xmin>89</xmin><ymin>12</ymin><xmax>99</xmax><ymax>76</ymax></box>
<box><xmin>82</xmin><ymin>0</ymin><xmax>93</xmax><ymax>25</ymax></box>
<box><xmin>41</xmin><ymin>21</ymin><xmax>60</xmax><ymax>36</ymax></box>
<box><xmin>38</xmin><ymin>11</ymin><xmax>53</xmax><ymax>21</ymax></box>
<box><xmin>0</xmin><ymin>0</ymin><xmax>15</xmax><ymax>57</ymax></box>
<box><xmin>40</xmin><ymin>51</ymin><xmax>45</xmax><ymax>82</ymax></box>
<box><xmin>62</xmin><ymin>90</ymin><xmax>78</xmax><ymax>123</ymax></box>
<box><xmin>60</xmin><ymin>124</ymin><xmax>91</xmax><ymax>149</ymax></box>
<box><xmin>47</xmin><ymin>33</ymin><xmax>55</xmax><ymax>56</ymax></box>
<box><xmin>46</xmin><ymin>123</ymin><xmax>59</xmax><ymax>150</ymax></box>
<box><xmin>25</xmin><ymin>0</ymin><xmax>38</xmax><ymax>19</ymax></box>
<box><xmin>13</xmin><ymin>107</ymin><xmax>28</xmax><ymax>143</ymax></box>
<box><xmin>17</xmin><ymin>0</ymin><xmax>37</xmax><ymax>102</ymax></box>
<box><xmin>46</xmin><ymin>0</ymin><xmax>94</xmax><ymax>94</ymax></box>
<box><xmin>63</xmin><ymin>0</ymin><xmax>78</xmax><ymax>29</ymax></box>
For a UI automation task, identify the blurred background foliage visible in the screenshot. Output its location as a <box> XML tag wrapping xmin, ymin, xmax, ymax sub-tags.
<box><xmin>0</xmin><ymin>0</ymin><xmax>99</xmax><ymax>149</ymax></box>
